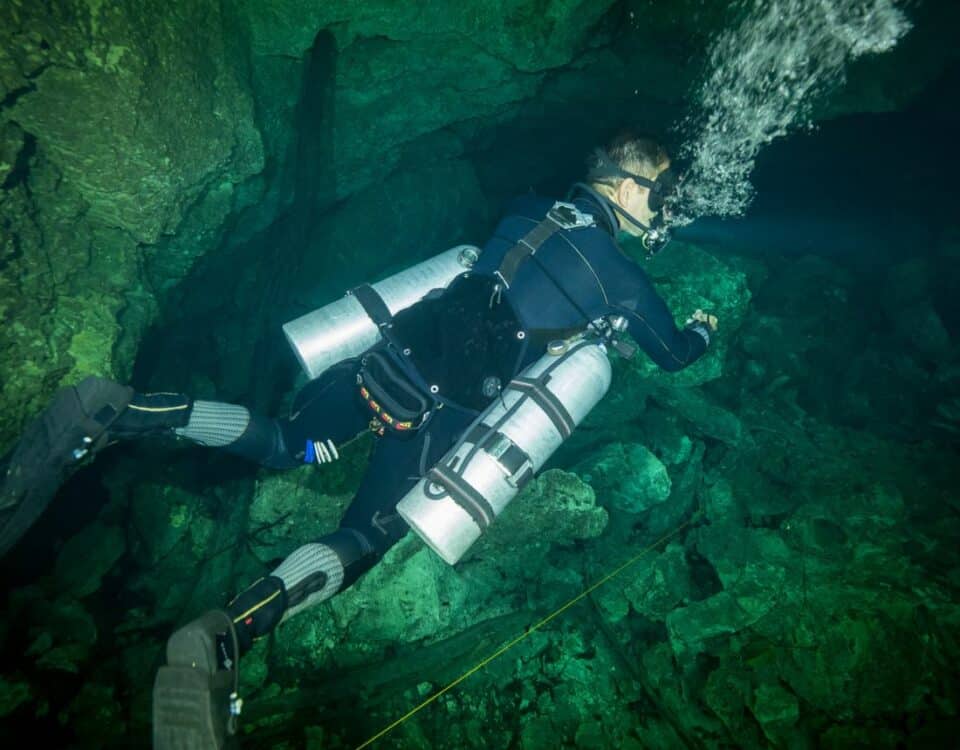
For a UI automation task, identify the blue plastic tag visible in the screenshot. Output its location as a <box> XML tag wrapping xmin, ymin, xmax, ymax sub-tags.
<box><xmin>304</xmin><ymin>439</ymin><xmax>316</xmax><ymax>464</ymax></box>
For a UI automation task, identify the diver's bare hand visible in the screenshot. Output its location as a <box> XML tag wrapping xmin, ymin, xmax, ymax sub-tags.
<box><xmin>689</xmin><ymin>309</ymin><xmax>718</xmax><ymax>331</ymax></box>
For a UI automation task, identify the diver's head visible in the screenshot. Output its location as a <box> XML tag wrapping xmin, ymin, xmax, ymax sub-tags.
<box><xmin>587</xmin><ymin>133</ymin><xmax>678</xmax><ymax>253</ymax></box>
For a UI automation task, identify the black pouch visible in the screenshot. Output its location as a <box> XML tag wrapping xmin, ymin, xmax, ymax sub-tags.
<box><xmin>358</xmin><ymin>350</ymin><xmax>432</xmax><ymax>433</ymax></box>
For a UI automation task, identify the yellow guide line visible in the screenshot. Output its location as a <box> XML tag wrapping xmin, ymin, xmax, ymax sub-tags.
<box><xmin>355</xmin><ymin>508</ymin><xmax>703</xmax><ymax>749</ymax></box>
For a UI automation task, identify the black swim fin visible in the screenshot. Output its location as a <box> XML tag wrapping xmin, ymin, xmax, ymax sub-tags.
<box><xmin>153</xmin><ymin>610</ymin><xmax>241</xmax><ymax>750</ymax></box>
<box><xmin>0</xmin><ymin>376</ymin><xmax>134</xmax><ymax>558</ymax></box>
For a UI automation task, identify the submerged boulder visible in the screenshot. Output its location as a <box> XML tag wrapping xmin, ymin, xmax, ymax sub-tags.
<box><xmin>245</xmin><ymin>467</ymin><xmax>355</xmax><ymax>563</ymax></box>
<box><xmin>476</xmin><ymin>468</ymin><xmax>609</xmax><ymax>559</ymax></box>
<box><xmin>0</xmin><ymin>677</ymin><xmax>32</xmax><ymax>718</ymax></box>
<box><xmin>623</xmin><ymin>542</ymin><xmax>694</xmax><ymax>621</ymax></box>
<box><xmin>575</xmin><ymin>442</ymin><xmax>672</xmax><ymax>514</ymax></box>
<box><xmin>632</xmin><ymin>240</ymin><xmax>753</xmax><ymax>387</ymax></box>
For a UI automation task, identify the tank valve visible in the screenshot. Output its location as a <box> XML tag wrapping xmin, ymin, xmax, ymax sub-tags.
<box><xmin>457</xmin><ymin>247</ymin><xmax>479</xmax><ymax>268</ymax></box>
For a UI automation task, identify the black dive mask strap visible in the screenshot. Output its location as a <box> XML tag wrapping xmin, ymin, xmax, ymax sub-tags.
<box><xmin>589</xmin><ymin>150</ymin><xmax>680</xmax><ymax>212</ymax></box>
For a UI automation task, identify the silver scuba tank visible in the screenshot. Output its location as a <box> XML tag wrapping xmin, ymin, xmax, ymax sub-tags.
<box><xmin>396</xmin><ymin>339</ymin><xmax>612</xmax><ymax>565</ymax></box>
<box><xmin>283</xmin><ymin>245</ymin><xmax>481</xmax><ymax>379</ymax></box>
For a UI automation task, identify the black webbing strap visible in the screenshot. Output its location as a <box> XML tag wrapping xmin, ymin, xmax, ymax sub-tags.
<box><xmin>352</xmin><ymin>284</ymin><xmax>392</xmax><ymax>328</ymax></box>
<box><xmin>429</xmin><ymin>462</ymin><xmax>496</xmax><ymax>531</ymax></box>
<box><xmin>497</xmin><ymin>219</ymin><xmax>563</xmax><ymax>288</ymax></box>
<box><xmin>466</xmin><ymin>422</ymin><xmax>492</xmax><ymax>446</ymax></box>
<box><xmin>465</xmin><ymin>423</ymin><xmax>534</xmax><ymax>489</ymax></box>
<box><xmin>490</xmin><ymin>439</ymin><xmax>535</xmax><ymax>489</ymax></box>
<box><xmin>508</xmin><ymin>376</ymin><xmax>575</xmax><ymax>439</ymax></box>
<box><xmin>497</xmin><ymin>209</ymin><xmax>610</xmax><ymax>344</ymax></box>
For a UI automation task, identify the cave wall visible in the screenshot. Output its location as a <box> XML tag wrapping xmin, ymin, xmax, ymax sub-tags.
<box><xmin>2</xmin><ymin>1</ymin><xmax>960</xmax><ymax>747</ymax></box>
<box><xmin>0</xmin><ymin>0</ymin><xmax>264</xmax><ymax>446</ymax></box>
<box><xmin>4</xmin><ymin>0</ymin><xmax>957</xmax><ymax>446</ymax></box>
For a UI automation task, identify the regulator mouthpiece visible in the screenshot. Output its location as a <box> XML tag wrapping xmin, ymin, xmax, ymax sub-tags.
<box><xmin>642</xmin><ymin>226</ymin><xmax>672</xmax><ymax>257</ymax></box>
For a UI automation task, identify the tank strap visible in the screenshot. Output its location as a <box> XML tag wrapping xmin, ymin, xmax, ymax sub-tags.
<box><xmin>429</xmin><ymin>462</ymin><xmax>495</xmax><ymax>530</ymax></box>
<box><xmin>352</xmin><ymin>283</ymin><xmax>392</xmax><ymax>327</ymax></box>
<box><xmin>463</xmin><ymin>424</ymin><xmax>534</xmax><ymax>487</ymax></box>
<box><xmin>507</xmin><ymin>376</ymin><xmax>575</xmax><ymax>439</ymax></box>
<box><xmin>476</xmin><ymin>426</ymin><xmax>535</xmax><ymax>490</ymax></box>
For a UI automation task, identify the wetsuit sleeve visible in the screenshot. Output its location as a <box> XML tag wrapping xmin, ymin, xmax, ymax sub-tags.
<box><xmin>610</xmin><ymin>268</ymin><xmax>710</xmax><ymax>372</ymax></box>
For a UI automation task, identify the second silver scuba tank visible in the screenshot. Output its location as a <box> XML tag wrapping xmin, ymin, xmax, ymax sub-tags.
<box><xmin>283</xmin><ymin>245</ymin><xmax>481</xmax><ymax>379</ymax></box>
<box><xmin>396</xmin><ymin>339</ymin><xmax>612</xmax><ymax>565</ymax></box>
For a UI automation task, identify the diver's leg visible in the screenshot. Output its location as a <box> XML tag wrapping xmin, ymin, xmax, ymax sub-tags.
<box><xmin>153</xmin><ymin>408</ymin><xmax>473</xmax><ymax>746</ymax></box>
<box><xmin>221</xmin><ymin>527</ymin><xmax>379</xmax><ymax>653</ymax></box>
<box><xmin>159</xmin><ymin>357</ymin><xmax>369</xmax><ymax>469</ymax></box>
<box><xmin>220</xmin><ymin>433</ymin><xmax>423</xmax><ymax>654</ymax></box>
<box><xmin>152</xmin><ymin>525</ymin><xmax>378</xmax><ymax>749</ymax></box>
<box><xmin>171</xmin><ymin>400</ymin><xmax>299</xmax><ymax>469</ymax></box>
<box><xmin>99</xmin><ymin>391</ymin><xmax>300</xmax><ymax>470</ymax></box>
<box><xmin>224</xmin><ymin>406</ymin><xmax>477</xmax><ymax>649</ymax></box>
<box><xmin>2</xmin><ymin>381</ymin><xmax>304</xmax><ymax>559</ymax></box>
<box><xmin>151</xmin><ymin>438</ymin><xmax>407</xmax><ymax>750</ymax></box>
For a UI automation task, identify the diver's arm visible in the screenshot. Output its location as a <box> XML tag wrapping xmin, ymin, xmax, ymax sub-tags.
<box><xmin>611</xmin><ymin>270</ymin><xmax>711</xmax><ymax>372</ymax></box>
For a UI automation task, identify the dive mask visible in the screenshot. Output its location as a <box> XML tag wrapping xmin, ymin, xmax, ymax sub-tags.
<box><xmin>589</xmin><ymin>150</ymin><xmax>681</xmax><ymax>256</ymax></box>
<box><xmin>640</xmin><ymin>167</ymin><xmax>680</xmax><ymax>213</ymax></box>
<box><xmin>589</xmin><ymin>150</ymin><xmax>682</xmax><ymax>215</ymax></box>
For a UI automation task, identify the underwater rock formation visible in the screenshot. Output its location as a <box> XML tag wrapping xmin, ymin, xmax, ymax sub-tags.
<box><xmin>1</xmin><ymin>1</ymin><xmax>959</xmax><ymax>748</ymax></box>
<box><xmin>0</xmin><ymin>0</ymin><xmax>264</xmax><ymax>444</ymax></box>
<box><xmin>3</xmin><ymin>0</ymin><xmax>957</xmax><ymax>445</ymax></box>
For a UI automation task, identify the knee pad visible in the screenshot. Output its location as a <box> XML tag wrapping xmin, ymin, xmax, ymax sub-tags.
<box><xmin>175</xmin><ymin>401</ymin><xmax>250</xmax><ymax>447</ymax></box>
<box><xmin>176</xmin><ymin>402</ymin><xmax>297</xmax><ymax>468</ymax></box>
<box><xmin>270</xmin><ymin>528</ymin><xmax>377</xmax><ymax>620</ymax></box>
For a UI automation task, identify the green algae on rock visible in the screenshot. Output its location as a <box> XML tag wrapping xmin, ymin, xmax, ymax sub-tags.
<box><xmin>1</xmin><ymin>1</ymin><xmax>960</xmax><ymax>748</ymax></box>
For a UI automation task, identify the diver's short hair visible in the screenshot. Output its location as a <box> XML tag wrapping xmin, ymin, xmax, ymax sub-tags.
<box><xmin>588</xmin><ymin>132</ymin><xmax>669</xmax><ymax>185</ymax></box>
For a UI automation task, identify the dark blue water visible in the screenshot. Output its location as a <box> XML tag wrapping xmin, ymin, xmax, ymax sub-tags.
<box><xmin>675</xmin><ymin>63</ymin><xmax>960</xmax><ymax>267</ymax></box>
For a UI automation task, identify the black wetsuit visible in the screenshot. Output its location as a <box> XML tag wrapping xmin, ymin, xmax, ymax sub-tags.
<box><xmin>271</xmin><ymin>190</ymin><xmax>709</xmax><ymax>574</ymax></box>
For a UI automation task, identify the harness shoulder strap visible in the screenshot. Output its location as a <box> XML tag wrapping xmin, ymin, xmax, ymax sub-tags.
<box><xmin>496</xmin><ymin>202</ymin><xmax>596</xmax><ymax>289</ymax></box>
<box><xmin>497</xmin><ymin>220</ymin><xmax>562</xmax><ymax>288</ymax></box>
<box><xmin>496</xmin><ymin>203</ymin><xmax>612</xmax><ymax>343</ymax></box>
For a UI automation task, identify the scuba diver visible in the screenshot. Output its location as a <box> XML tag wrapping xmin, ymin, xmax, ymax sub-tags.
<box><xmin>0</xmin><ymin>132</ymin><xmax>717</xmax><ymax>748</ymax></box>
